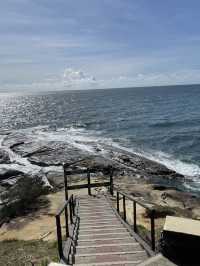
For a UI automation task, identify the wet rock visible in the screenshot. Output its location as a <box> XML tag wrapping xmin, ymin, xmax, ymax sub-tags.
<box><xmin>2</xmin><ymin>132</ymin><xmax>29</xmax><ymax>148</ymax></box>
<box><xmin>1</xmin><ymin>175</ymin><xmax>24</xmax><ymax>187</ymax></box>
<box><xmin>46</xmin><ymin>171</ymin><xmax>64</xmax><ymax>188</ymax></box>
<box><xmin>0</xmin><ymin>149</ymin><xmax>10</xmax><ymax>164</ymax></box>
<box><xmin>0</xmin><ymin>168</ymin><xmax>23</xmax><ymax>181</ymax></box>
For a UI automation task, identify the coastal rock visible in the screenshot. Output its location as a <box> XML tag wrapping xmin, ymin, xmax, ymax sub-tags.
<box><xmin>46</xmin><ymin>171</ymin><xmax>64</xmax><ymax>188</ymax></box>
<box><xmin>0</xmin><ymin>149</ymin><xmax>10</xmax><ymax>164</ymax></box>
<box><xmin>0</xmin><ymin>168</ymin><xmax>23</xmax><ymax>181</ymax></box>
<box><xmin>2</xmin><ymin>132</ymin><xmax>29</xmax><ymax>148</ymax></box>
<box><xmin>28</xmin><ymin>143</ymin><xmax>87</xmax><ymax>166</ymax></box>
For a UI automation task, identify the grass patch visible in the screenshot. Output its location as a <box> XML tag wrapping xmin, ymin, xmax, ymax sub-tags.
<box><xmin>0</xmin><ymin>239</ymin><xmax>58</xmax><ymax>266</ymax></box>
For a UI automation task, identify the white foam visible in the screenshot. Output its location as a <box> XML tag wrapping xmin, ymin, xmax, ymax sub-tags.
<box><xmin>0</xmin><ymin>134</ymin><xmax>51</xmax><ymax>186</ymax></box>
<box><xmin>1</xmin><ymin>126</ymin><xmax>200</xmax><ymax>190</ymax></box>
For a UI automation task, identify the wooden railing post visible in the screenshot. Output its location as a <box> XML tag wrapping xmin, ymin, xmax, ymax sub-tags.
<box><xmin>123</xmin><ymin>195</ymin><xmax>126</xmax><ymax>221</ymax></box>
<box><xmin>69</xmin><ymin>198</ymin><xmax>73</xmax><ymax>224</ymax></box>
<box><xmin>109</xmin><ymin>167</ymin><xmax>114</xmax><ymax>196</ymax></box>
<box><xmin>87</xmin><ymin>169</ymin><xmax>91</xmax><ymax>196</ymax></box>
<box><xmin>64</xmin><ymin>205</ymin><xmax>69</xmax><ymax>238</ymax></box>
<box><xmin>56</xmin><ymin>215</ymin><xmax>63</xmax><ymax>259</ymax></box>
<box><xmin>117</xmin><ymin>192</ymin><xmax>119</xmax><ymax>212</ymax></box>
<box><xmin>63</xmin><ymin>164</ymin><xmax>69</xmax><ymax>200</ymax></box>
<box><xmin>133</xmin><ymin>201</ymin><xmax>137</xmax><ymax>232</ymax></box>
<box><xmin>150</xmin><ymin>209</ymin><xmax>155</xmax><ymax>251</ymax></box>
<box><xmin>71</xmin><ymin>194</ymin><xmax>75</xmax><ymax>216</ymax></box>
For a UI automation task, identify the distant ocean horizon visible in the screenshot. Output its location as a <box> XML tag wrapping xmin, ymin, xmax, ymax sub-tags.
<box><xmin>1</xmin><ymin>84</ymin><xmax>200</xmax><ymax>191</ymax></box>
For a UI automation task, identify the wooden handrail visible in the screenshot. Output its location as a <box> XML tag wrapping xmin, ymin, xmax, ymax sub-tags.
<box><xmin>114</xmin><ymin>186</ymin><xmax>156</xmax><ymax>251</ymax></box>
<box><xmin>56</xmin><ymin>196</ymin><xmax>72</xmax><ymax>216</ymax></box>
<box><xmin>55</xmin><ymin>194</ymin><xmax>76</xmax><ymax>262</ymax></box>
<box><xmin>114</xmin><ymin>186</ymin><xmax>154</xmax><ymax>211</ymax></box>
<box><xmin>63</xmin><ymin>164</ymin><xmax>114</xmax><ymax>199</ymax></box>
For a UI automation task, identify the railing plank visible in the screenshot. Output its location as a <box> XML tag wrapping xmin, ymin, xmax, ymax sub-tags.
<box><xmin>67</xmin><ymin>181</ymin><xmax>110</xmax><ymax>190</ymax></box>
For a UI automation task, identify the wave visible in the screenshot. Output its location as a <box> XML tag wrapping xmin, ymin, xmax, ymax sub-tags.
<box><xmin>35</xmin><ymin>126</ymin><xmax>200</xmax><ymax>178</ymax></box>
<box><xmin>1</xmin><ymin>126</ymin><xmax>200</xmax><ymax>190</ymax></box>
<box><xmin>149</xmin><ymin>118</ymin><xmax>200</xmax><ymax>129</ymax></box>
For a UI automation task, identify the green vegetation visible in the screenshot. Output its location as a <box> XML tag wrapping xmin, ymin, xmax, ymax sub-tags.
<box><xmin>0</xmin><ymin>176</ymin><xmax>49</xmax><ymax>222</ymax></box>
<box><xmin>0</xmin><ymin>239</ymin><xmax>58</xmax><ymax>266</ymax></box>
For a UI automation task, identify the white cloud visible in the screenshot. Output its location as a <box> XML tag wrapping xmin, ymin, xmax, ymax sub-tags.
<box><xmin>62</xmin><ymin>68</ymin><xmax>97</xmax><ymax>88</ymax></box>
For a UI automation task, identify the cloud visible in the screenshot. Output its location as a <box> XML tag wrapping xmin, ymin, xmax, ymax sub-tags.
<box><xmin>62</xmin><ymin>68</ymin><xmax>96</xmax><ymax>88</ymax></box>
<box><xmin>99</xmin><ymin>69</ymin><xmax>200</xmax><ymax>88</ymax></box>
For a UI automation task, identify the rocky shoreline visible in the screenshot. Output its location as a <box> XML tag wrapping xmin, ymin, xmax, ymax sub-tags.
<box><xmin>0</xmin><ymin>129</ymin><xmax>200</xmax><ymax>221</ymax></box>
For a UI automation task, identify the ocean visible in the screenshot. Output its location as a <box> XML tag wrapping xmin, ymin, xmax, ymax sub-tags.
<box><xmin>0</xmin><ymin>84</ymin><xmax>200</xmax><ymax>191</ymax></box>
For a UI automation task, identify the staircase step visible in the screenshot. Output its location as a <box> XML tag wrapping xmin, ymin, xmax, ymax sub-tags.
<box><xmin>78</xmin><ymin>234</ymin><xmax>130</xmax><ymax>241</ymax></box>
<box><xmin>79</xmin><ymin>227</ymin><xmax>124</xmax><ymax>233</ymax></box>
<box><xmin>73</xmin><ymin>261</ymin><xmax>141</xmax><ymax>266</ymax></box>
<box><xmin>80</xmin><ymin>223</ymin><xmax>122</xmax><ymax>230</ymax></box>
<box><xmin>80</xmin><ymin>221</ymin><xmax>121</xmax><ymax>226</ymax></box>
<box><xmin>80</xmin><ymin>218</ymin><xmax>119</xmax><ymax>223</ymax></box>
<box><xmin>76</xmin><ymin>243</ymin><xmax>143</xmax><ymax>254</ymax></box>
<box><xmin>78</xmin><ymin>228</ymin><xmax>127</xmax><ymax>235</ymax></box>
<box><xmin>78</xmin><ymin>211</ymin><xmax>114</xmax><ymax>215</ymax></box>
<box><xmin>76</xmin><ymin>251</ymin><xmax>146</xmax><ymax>257</ymax></box>
<box><xmin>79</xmin><ymin>214</ymin><xmax>116</xmax><ymax>219</ymax></box>
<box><xmin>77</xmin><ymin>237</ymin><xmax>136</xmax><ymax>246</ymax></box>
<box><xmin>74</xmin><ymin>252</ymin><xmax>148</xmax><ymax>264</ymax></box>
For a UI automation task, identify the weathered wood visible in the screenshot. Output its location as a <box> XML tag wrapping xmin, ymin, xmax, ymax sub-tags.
<box><xmin>150</xmin><ymin>210</ymin><xmax>155</xmax><ymax>251</ymax></box>
<box><xmin>67</xmin><ymin>181</ymin><xmax>111</xmax><ymax>190</ymax></box>
<box><xmin>56</xmin><ymin>215</ymin><xmax>63</xmax><ymax>259</ymax></box>
<box><xmin>123</xmin><ymin>195</ymin><xmax>126</xmax><ymax>222</ymax></box>
<box><xmin>69</xmin><ymin>200</ymin><xmax>73</xmax><ymax>224</ymax></box>
<box><xmin>63</xmin><ymin>165</ymin><xmax>69</xmax><ymax>200</ymax></box>
<box><xmin>105</xmin><ymin>194</ymin><xmax>155</xmax><ymax>257</ymax></box>
<box><xmin>110</xmin><ymin>173</ymin><xmax>113</xmax><ymax>196</ymax></box>
<box><xmin>87</xmin><ymin>169</ymin><xmax>91</xmax><ymax>196</ymax></box>
<box><xmin>65</xmin><ymin>206</ymin><xmax>69</xmax><ymax>238</ymax></box>
<box><xmin>133</xmin><ymin>201</ymin><xmax>137</xmax><ymax>232</ymax></box>
<box><xmin>114</xmin><ymin>186</ymin><xmax>154</xmax><ymax>211</ymax></box>
<box><xmin>117</xmin><ymin>192</ymin><xmax>119</xmax><ymax>213</ymax></box>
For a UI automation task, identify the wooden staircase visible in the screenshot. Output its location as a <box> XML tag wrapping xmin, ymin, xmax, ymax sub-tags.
<box><xmin>65</xmin><ymin>195</ymin><xmax>150</xmax><ymax>265</ymax></box>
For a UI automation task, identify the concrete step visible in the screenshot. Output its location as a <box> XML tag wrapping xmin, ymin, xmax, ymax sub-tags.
<box><xmin>74</xmin><ymin>252</ymin><xmax>148</xmax><ymax>264</ymax></box>
<box><xmin>76</xmin><ymin>243</ymin><xmax>143</xmax><ymax>254</ymax></box>
<box><xmin>77</xmin><ymin>237</ymin><xmax>136</xmax><ymax>246</ymax></box>
<box><xmin>78</xmin><ymin>228</ymin><xmax>127</xmax><ymax>235</ymax></box>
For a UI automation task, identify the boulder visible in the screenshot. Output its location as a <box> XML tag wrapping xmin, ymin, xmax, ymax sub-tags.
<box><xmin>0</xmin><ymin>168</ymin><xmax>23</xmax><ymax>181</ymax></box>
<box><xmin>0</xmin><ymin>149</ymin><xmax>10</xmax><ymax>164</ymax></box>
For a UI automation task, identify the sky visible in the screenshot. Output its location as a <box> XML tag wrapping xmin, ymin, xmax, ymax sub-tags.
<box><xmin>1</xmin><ymin>0</ymin><xmax>200</xmax><ymax>91</ymax></box>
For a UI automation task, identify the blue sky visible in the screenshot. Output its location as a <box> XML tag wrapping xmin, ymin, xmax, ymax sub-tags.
<box><xmin>1</xmin><ymin>0</ymin><xmax>200</xmax><ymax>91</ymax></box>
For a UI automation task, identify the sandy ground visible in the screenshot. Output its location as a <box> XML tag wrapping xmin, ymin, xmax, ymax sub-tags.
<box><xmin>0</xmin><ymin>184</ymin><xmax>164</xmax><ymax>243</ymax></box>
<box><xmin>0</xmin><ymin>186</ymin><xmax>91</xmax><ymax>242</ymax></box>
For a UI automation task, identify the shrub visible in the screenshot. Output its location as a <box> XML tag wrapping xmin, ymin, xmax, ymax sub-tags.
<box><xmin>0</xmin><ymin>176</ymin><xmax>49</xmax><ymax>221</ymax></box>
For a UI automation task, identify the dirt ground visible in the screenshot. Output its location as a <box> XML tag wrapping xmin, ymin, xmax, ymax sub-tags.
<box><xmin>0</xmin><ymin>186</ymin><xmax>164</xmax><ymax>243</ymax></box>
<box><xmin>0</xmin><ymin>186</ymin><xmax>91</xmax><ymax>242</ymax></box>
